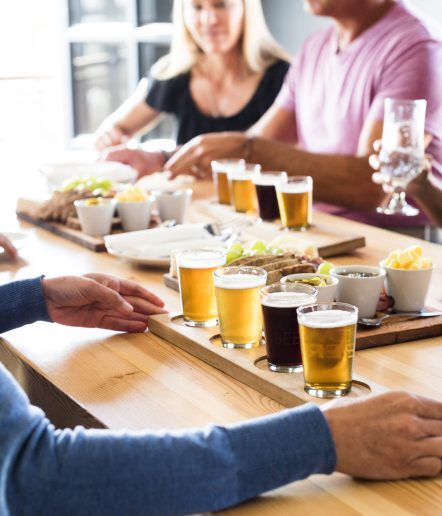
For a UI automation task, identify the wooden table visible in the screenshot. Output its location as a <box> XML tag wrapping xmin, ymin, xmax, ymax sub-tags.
<box><xmin>1</xmin><ymin>198</ymin><xmax>441</xmax><ymax>515</ymax></box>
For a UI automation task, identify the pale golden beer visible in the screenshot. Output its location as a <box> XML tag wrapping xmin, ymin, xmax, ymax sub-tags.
<box><xmin>177</xmin><ymin>250</ymin><xmax>226</xmax><ymax>327</ymax></box>
<box><xmin>297</xmin><ymin>303</ymin><xmax>358</xmax><ymax>397</ymax></box>
<box><xmin>229</xmin><ymin>163</ymin><xmax>261</xmax><ymax>213</ymax></box>
<box><xmin>211</xmin><ymin>159</ymin><xmax>244</xmax><ymax>205</ymax></box>
<box><xmin>276</xmin><ymin>176</ymin><xmax>313</xmax><ymax>230</ymax></box>
<box><xmin>214</xmin><ymin>266</ymin><xmax>267</xmax><ymax>348</ymax></box>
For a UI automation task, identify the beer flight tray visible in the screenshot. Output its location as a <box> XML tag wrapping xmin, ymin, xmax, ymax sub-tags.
<box><xmin>147</xmin><ymin>311</ymin><xmax>442</xmax><ymax>407</ymax></box>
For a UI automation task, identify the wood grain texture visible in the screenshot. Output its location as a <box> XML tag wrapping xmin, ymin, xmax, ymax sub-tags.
<box><xmin>1</xmin><ymin>185</ymin><xmax>442</xmax><ymax>515</ymax></box>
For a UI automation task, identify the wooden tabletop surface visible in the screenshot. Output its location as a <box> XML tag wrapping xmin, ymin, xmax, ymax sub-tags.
<box><xmin>1</xmin><ymin>184</ymin><xmax>441</xmax><ymax>514</ymax></box>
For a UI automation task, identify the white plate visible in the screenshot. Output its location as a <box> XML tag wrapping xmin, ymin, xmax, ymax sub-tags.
<box><xmin>39</xmin><ymin>161</ymin><xmax>138</xmax><ymax>189</ymax></box>
<box><xmin>0</xmin><ymin>231</ymin><xmax>31</xmax><ymax>255</ymax></box>
<box><xmin>105</xmin><ymin>247</ymin><xmax>170</xmax><ymax>267</ymax></box>
<box><xmin>104</xmin><ymin>224</ymin><xmax>226</xmax><ymax>267</ymax></box>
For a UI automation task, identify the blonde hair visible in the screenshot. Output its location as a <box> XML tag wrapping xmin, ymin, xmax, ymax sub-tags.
<box><xmin>151</xmin><ymin>0</ymin><xmax>291</xmax><ymax>80</ymax></box>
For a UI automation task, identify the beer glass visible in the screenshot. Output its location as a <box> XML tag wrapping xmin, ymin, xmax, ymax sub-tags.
<box><xmin>214</xmin><ymin>266</ymin><xmax>267</xmax><ymax>348</ymax></box>
<box><xmin>260</xmin><ymin>283</ymin><xmax>317</xmax><ymax>373</ymax></box>
<box><xmin>276</xmin><ymin>176</ymin><xmax>313</xmax><ymax>230</ymax></box>
<box><xmin>177</xmin><ymin>249</ymin><xmax>226</xmax><ymax>327</ymax></box>
<box><xmin>229</xmin><ymin>163</ymin><xmax>261</xmax><ymax>213</ymax></box>
<box><xmin>297</xmin><ymin>302</ymin><xmax>358</xmax><ymax>398</ymax></box>
<box><xmin>211</xmin><ymin>159</ymin><xmax>245</xmax><ymax>205</ymax></box>
<box><xmin>253</xmin><ymin>172</ymin><xmax>287</xmax><ymax>221</ymax></box>
<box><xmin>377</xmin><ymin>99</ymin><xmax>426</xmax><ymax>216</ymax></box>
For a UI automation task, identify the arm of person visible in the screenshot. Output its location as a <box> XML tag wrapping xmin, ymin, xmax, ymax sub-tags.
<box><xmin>0</xmin><ymin>368</ymin><xmax>335</xmax><ymax>515</ymax></box>
<box><xmin>2</xmin><ymin>366</ymin><xmax>441</xmax><ymax>516</ymax></box>
<box><xmin>95</xmin><ymin>79</ymin><xmax>163</xmax><ymax>150</ymax></box>
<box><xmin>166</xmin><ymin>121</ymin><xmax>386</xmax><ymax>211</ymax></box>
<box><xmin>0</xmin><ymin>274</ymin><xmax>166</xmax><ymax>334</ymax></box>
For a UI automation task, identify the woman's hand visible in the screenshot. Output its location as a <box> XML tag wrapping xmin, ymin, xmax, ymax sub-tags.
<box><xmin>166</xmin><ymin>132</ymin><xmax>248</xmax><ymax>179</ymax></box>
<box><xmin>95</xmin><ymin>124</ymin><xmax>130</xmax><ymax>151</ymax></box>
<box><xmin>0</xmin><ymin>233</ymin><xmax>18</xmax><ymax>261</ymax></box>
<box><xmin>42</xmin><ymin>274</ymin><xmax>167</xmax><ymax>333</ymax></box>
<box><xmin>101</xmin><ymin>147</ymin><xmax>165</xmax><ymax>178</ymax></box>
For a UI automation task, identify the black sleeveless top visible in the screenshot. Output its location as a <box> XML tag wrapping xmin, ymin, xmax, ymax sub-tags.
<box><xmin>146</xmin><ymin>60</ymin><xmax>289</xmax><ymax>144</ymax></box>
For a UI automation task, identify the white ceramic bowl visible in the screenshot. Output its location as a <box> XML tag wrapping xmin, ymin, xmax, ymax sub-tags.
<box><xmin>330</xmin><ymin>265</ymin><xmax>386</xmax><ymax>318</ymax></box>
<box><xmin>117</xmin><ymin>197</ymin><xmax>155</xmax><ymax>232</ymax></box>
<box><xmin>380</xmin><ymin>260</ymin><xmax>435</xmax><ymax>311</ymax></box>
<box><xmin>74</xmin><ymin>198</ymin><xmax>116</xmax><ymax>237</ymax></box>
<box><xmin>281</xmin><ymin>273</ymin><xmax>338</xmax><ymax>303</ymax></box>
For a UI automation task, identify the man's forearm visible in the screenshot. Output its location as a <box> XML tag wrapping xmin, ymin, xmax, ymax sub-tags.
<box><xmin>249</xmin><ymin>138</ymin><xmax>385</xmax><ymax>210</ymax></box>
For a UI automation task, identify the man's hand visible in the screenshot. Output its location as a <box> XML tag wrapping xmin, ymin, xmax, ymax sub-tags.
<box><xmin>42</xmin><ymin>274</ymin><xmax>167</xmax><ymax>332</ymax></box>
<box><xmin>322</xmin><ymin>391</ymin><xmax>442</xmax><ymax>479</ymax></box>
<box><xmin>166</xmin><ymin>132</ymin><xmax>248</xmax><ymax>179</ymax></box>
<box><xmin>102</xmin><ymin>147</ymin><xmax>165</xmax><ymax>178</ymax></box>
<box><xmin>0</xmin><ymin>233</ymin><xmax>18</xmax><ymax>261</ymax></box>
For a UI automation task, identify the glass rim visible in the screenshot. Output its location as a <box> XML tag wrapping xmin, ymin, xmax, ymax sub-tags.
<box><xmin>253</xmin><ymin>171</ymin><xmax>288</xmax><ymax>185</ymax></box>
<box><xmin>260</xmin><ymin>282</ymin><xmax>317</xmax><ymax>296</ymax></box>
<box><xmin>176</xmin><ymin>248</ymin><xmax>226</xmax><ymax>268</ymax></box>
<box><xmin>214</xmin><ymin>265</ymin><xmax>267</xmax><ymax>278</ymax></box>
<box><xmin>296</xmin><ymin>301</ymin><xmax>358</xmax><ymax>314</ymax></box>
<box><xmin>384</xmin><ymin>98</ymin><xmax>427</xmax><ymax>106</ymax></box>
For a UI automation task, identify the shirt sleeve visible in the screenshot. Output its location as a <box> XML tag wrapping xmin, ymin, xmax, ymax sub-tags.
<box><xmin>145</xmin><ymin>74</ymin><xmax>183</xmax><ymax>114</ymax></box>
<box><xmin>274</xmin><ymin>57</ymin><xmax>299</xmax><ymax>113</ymax></box>
<box><xmin>1</xmin><ymin>362</ymin><xmax>336</xmax><ymax>515</ymax></box>
<box><xmin>366</xmin><ymin>40</ymin><xmax>442</xmax><ymax>136</ymax></box>
<box><xmin>0</xmin><ymin>277</ymin><xmax>52</xmax><ymax>333</ymax></box>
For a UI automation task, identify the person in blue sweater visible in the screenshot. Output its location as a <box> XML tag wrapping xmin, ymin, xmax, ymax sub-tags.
<box><xmin>1</xmin><ymin>271</ymin><xmax>441</xmax><ymax>515</ymax></box>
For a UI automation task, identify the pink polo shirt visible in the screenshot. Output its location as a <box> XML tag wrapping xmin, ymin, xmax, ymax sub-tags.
<box><xmin>275</xmin><ymin>0</ymin><xmax>442</xmax><ymax>226</ymax></box>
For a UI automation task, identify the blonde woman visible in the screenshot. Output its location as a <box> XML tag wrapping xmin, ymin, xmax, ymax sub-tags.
<box><xmin>98</xmin><ymin>0</ymin><xmax>290</xmax><ymax>174</ymax></box>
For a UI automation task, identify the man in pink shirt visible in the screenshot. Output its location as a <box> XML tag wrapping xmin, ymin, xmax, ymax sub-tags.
<box><xmin>106</xmin><ymin>0</ymin><xmax>442</xmax><ymax>229</ymax></box>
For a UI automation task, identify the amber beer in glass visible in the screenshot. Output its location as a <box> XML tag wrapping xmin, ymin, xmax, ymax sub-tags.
<box><xmin>276</xmin><ymin>176</ymin><xmax>313</xmax><ymax>230</ymax></box>
<box><xmin>229</xmin><ymin>163</ymin><xmax>261</xmax><ymax>213</ymax></box>
<box><xmin>211</xmin><ymin>159</ymin><xmax>244</xmax><ymax>205</ymax></box>
<box><xmin>253</xmin><ymin>172</ymin><xmax>287</xmax><ymax>221</ymax></box>
<box><xmin>214</xmin><ymin>266</ymin><xmax>267</xmax><ymax>348</ymax></box>
<box><xmin>297</xmin><ymin>303</ymin><xmax>358</xmax><ymax>398</ymax></box>
<box><xmin>260</xmin><ymin>283</ymin><xmax>317</xmax><ymax>372</ymax></box>
<box><xmin>177</xmin><ymin>249</ymin><xmax>226</xmax><ymax>327</ymax></box>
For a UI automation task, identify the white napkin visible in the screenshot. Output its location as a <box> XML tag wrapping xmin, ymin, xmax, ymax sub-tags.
<box><xmin>104</xmin><ymin>224</ymin><xmax>223</xmax><ymax>259</ymax></box>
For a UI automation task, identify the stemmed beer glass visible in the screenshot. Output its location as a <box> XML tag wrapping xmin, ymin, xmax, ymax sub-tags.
<box><xmin>376</xmin><ymin>98</ymin><xmax>426</xmax><ymax>216</ymax></box>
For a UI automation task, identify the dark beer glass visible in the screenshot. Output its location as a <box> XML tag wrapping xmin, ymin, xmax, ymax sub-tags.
<box><xmin>253</xmin><ymin>172</ymin><xmax>287</xmax><ymax>221</ymax></box>
<box><xmin>260</xmin><ymin>283</ymin><xmax>317</xmax><ymax>372</ymax></box>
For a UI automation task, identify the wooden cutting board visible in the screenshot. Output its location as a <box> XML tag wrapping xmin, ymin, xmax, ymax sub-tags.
<box><xmin>187</xmin><ymin>200</ymin><xmax>366</xmax><ymax>258</ymax></box>
<box><xmin>16</xmin><ymin>196</ymin><xmax>365</xmax><ymax>255</ymax></box>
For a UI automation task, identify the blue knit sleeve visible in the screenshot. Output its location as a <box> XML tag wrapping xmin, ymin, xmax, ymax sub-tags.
<box><xmin>0</xmin><ymin>277</ymin><xmax>52</xmax><ymax>333</ymax></box>
<box><xmin>1</xmin><ymin>361</ymin><xmax>336</xmax><ymax>515</ymax></box>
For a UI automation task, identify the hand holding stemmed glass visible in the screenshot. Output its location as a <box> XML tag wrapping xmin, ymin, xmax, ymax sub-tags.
<box><xmin>375</xmin><ymin>98</ymin><xmax>426</xmax><ymax>216</ymax></box>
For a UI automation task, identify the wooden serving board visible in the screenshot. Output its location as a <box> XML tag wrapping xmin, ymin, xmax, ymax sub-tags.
<box><xmin>187</xmin><ymin>200</ymin><xmax>366</xmax><ymax>258</ymax></box>
<box><xmin>148</xmin><ymin>310</ymin><xmax>442</xmax><ymax>406</ymax></box>
<box><xmin>147</xmin><ymin>313</ymin><xmax>381</xmax><ymax>407</ymax></box>
<box><xmin>17</xmin><ymin>211</ymin><xmax>109</xmax><ymax>252</ymax></box>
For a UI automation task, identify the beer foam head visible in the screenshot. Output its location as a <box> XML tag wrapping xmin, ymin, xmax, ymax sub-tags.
<box><xmin>298</xmin><ymin>309</ymin><xmax>357</xmax><ymax>328</ymax></box>
<box><xmin>177</xmin><ymin>249</ymin><xmax>226</xmax><ymax>269</ymax></box>
<box><xmin>261</xmin><ymin>291</ymin><xmax>316</xmax><ymax>308</ymax></box>
<box><xmin>253</xmin><ymin>174</ymin><xmax>287</xmax><ymax>186</ymax></box>
<box><xmin>214</xmin><ymin>273</ymin><xmax>267</xmax><ymax>289</ymax></box>
<box><xmin>277</xmin><ymin>178</ymin><xmax>312</xmax><ymax>194</ymax></box>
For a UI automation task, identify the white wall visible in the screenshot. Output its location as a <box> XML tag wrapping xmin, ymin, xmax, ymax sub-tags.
<box><xmin>263</xmin><ymin>0</ymin><xmax>442</xmax><ymax>55</ymax></box>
